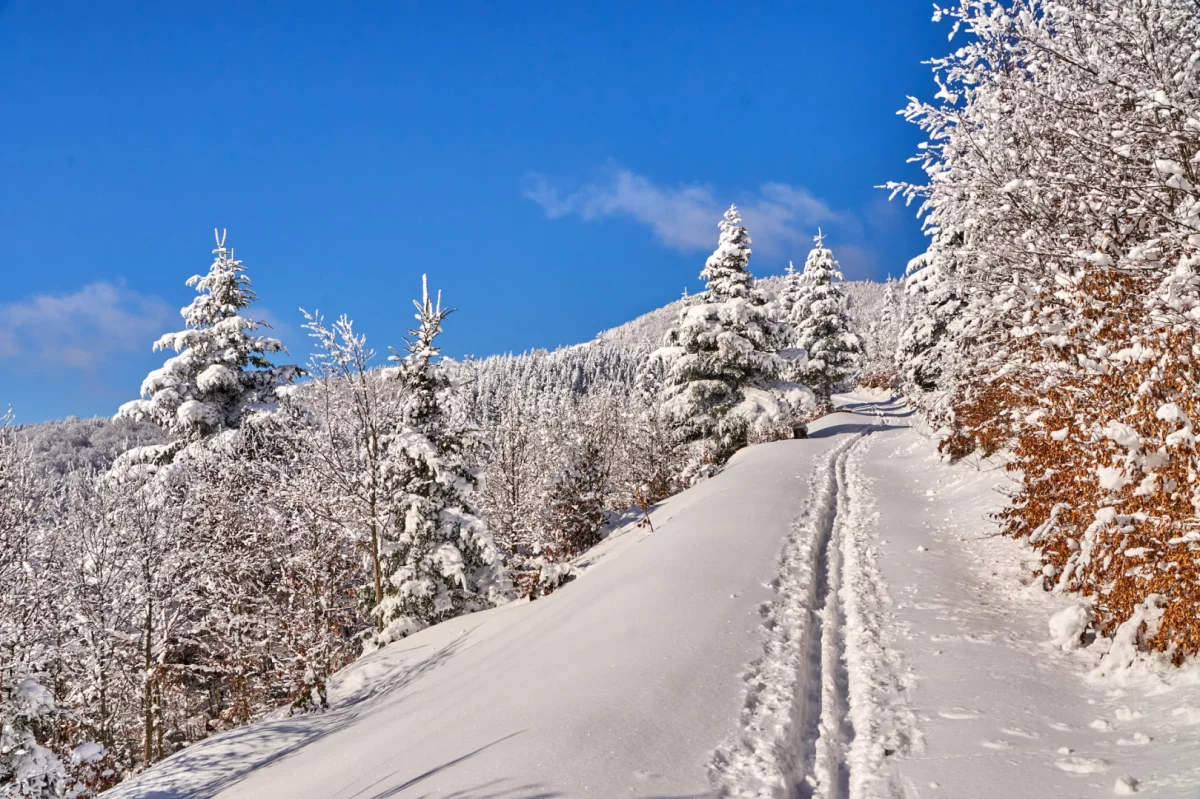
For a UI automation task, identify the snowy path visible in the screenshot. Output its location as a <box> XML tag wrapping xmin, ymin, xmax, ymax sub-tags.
<box><xmin>104</xmin><ymin>396</ymin><xmax>1200</xmax><ymax>799</ymax></box>
<box><xmin>861</xmin><ymin>412</ymin><xmax>1200</xmax><ymax>798</ymax></box>
<box><xmin>709</xmin><ymin>403</ymin><xmax>916</xmax><ymax>799</ymax></box>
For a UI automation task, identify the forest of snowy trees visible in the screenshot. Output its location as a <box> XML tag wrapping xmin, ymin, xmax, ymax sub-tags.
<box><xmin>1</xmin><ymin>207</ymin><xmax>865</xmax><ymax>795</ymax></box>
<box><xmin>886</xmin><ymin>0</ymin><xmax>1200</xmax><ymax>667</ymax></box>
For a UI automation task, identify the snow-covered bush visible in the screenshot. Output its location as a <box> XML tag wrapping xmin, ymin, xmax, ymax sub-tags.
<box><xmin>1</xmin><ymin>677</ymin><xmax>64</xmax><ymax>799</ymax></box>
<box><xmin>0</xmin><ymin>412</ymin><xmax>66</xmax><ymax>799</ymax></box>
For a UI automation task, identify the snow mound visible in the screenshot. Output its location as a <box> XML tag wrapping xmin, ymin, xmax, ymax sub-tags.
<box><xmin>1048</xmin><ymin>603</ymin><xmax>1091</xmax><ymax>650</ymax></box>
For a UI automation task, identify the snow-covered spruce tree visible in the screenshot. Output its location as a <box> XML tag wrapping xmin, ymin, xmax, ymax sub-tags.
<box><xmin>106</xmin><ymin>232</ymin><xmax>299</xmax><ymax>758</ymax></box>
<box><xmin>895</xmin><ymin>228</ymin><xmax>966</xmax><ymax>403</ymax></box>
<box><xmin>767</xmin><ymin>260</ymin><xmax>807</xmax><ymax>355</ymax></box>
<box><xmin>520</xmin><ymin>436</ymin><xmax>607</xmax><ymax>600</ymax></box>
<box><xmin>657</xmin><ymin>206</ymin><xmax>793</xmax><ymax>462</ymax></box>
<box><xmin>791</xmin><ymin>231</ymin><xmax>863</xmax><ymax>409</ymax></box>
<box><xmin>373</xmin><ymin>277</ymin><xmax>504</xmax><ymax>647</ymax></box>
<box><xmin>776</xmin><ymin>261</ymin><xmax>803</xmax><ymax>320</ymax></box>
<box><xmin>857</xmin><ymin>276</ymin><xmax>903</xmax><ymax>388</ymax></box>
<box><xmin>624</xmin><ymin>357</ymin><xmax>687</xmax><ymax>506</ymax></box>
<box><xmin>544</xmin><ymin>427</ymin><xmax>611</xmax><ymax>559</ymax></box>
<box><xmin>117</xmin><ymin>231</ymin><xmax>298</xmax><ymax>447</ymax></box>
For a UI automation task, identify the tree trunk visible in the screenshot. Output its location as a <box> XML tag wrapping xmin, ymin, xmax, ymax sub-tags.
<box><xmin>369</xmin><ymin>430</ymin><xmax>383</xmax><ymax>631</ymax></box>
<box><xmin>142</xmin><ymin>603</ymin><xmax>154</xmax><ymax>767</ymax></box>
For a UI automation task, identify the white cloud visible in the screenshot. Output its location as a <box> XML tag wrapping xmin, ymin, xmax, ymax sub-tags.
<box><xmin>827</xmin><ymin>243</ymin><xmax>879</xmax><ymax>279</ymax></box>
<box><xmin>523</xmin><ymin>167</ymin><xmax>852</xmax><ymax>259</ymax></box>
<box><xmin>0</xmin><ymin>281</ymin><xmax>175</xmax><ymax>370</ymax></box>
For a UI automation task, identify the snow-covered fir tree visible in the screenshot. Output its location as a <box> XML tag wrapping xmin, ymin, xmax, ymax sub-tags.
<box><xmin>768</xmin><ymin>260</ymin><xmax>806</xmax><ymax>354</ymax></box>
<box><xmin>776</xmin><ymin>261</ymin><xmax>803</xmax><ymax>320</ymax></box>
<box><xmin>543</xmin><ymin>431</ymin><xmax>610</xmax><ymax>560</ymax></box>
<box><xmin>373</xmin><ymin>277</ymin><xmax>505</xmax><ymax>646</ymax></box>
<box><xmin>866</xmin><ymin>279</ymin><xmax>902</xmax><ymax>366</ymax></box>
<box><xmin>656</xmin><ymin>206</ymin><xmax>787</xmax><ymax>461</ymax></box>
<box><xmin>895</xmin><ymin>229</ymin><xmax>966</xmax><ymax>398</ymax></box>
<box><xmin>791</xmin><ymin>231</ymin><xmax>863</xmax><ymax>408</ymax></box>
<box><xmin>118</xmin><ymin>231</ymin><xmax>298</xmax><ymax>446</ymax></box>
<box><xmin>623</xmin><ymin>358</ymin><xmax>687</xmax><ymax>505</ymax></box>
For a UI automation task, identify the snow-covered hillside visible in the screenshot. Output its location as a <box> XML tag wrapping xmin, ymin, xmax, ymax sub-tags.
<box><xmin>104</xmin><ymin>395</ymin><xmax>1200</xmax><ymax>798</ymax></box>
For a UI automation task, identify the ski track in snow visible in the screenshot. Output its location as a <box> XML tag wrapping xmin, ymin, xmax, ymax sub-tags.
<box><xmin>712</xmin><ymin>399</ymin><xmax>916</xmax><ymax>799</ymax></box>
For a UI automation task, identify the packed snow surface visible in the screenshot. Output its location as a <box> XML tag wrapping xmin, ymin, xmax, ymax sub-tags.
<box><xmin>106</xmin><ymin>395</ymin><xmax>1200</xmax><ymax>798</ymax></box>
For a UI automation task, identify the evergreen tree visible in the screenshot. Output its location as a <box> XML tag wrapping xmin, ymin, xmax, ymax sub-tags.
<box><xmin>657</xmin><ymin>206</ymin><xmax>782</xmax><ymax>460</ymax></box>
<box><xmin>791</xmin><ymin>231</ymin><xmax>862</xmax><ymax>408</ymax></box>
<box><xmin>699</xmin><ymin>206</ymin><xmax>755</xmax><ymax>302</ymax></box>
<box><xmin>895</xmin><ymin>229</ymin><xmax>966</xmax><ymax>396</ymax></box>
<box><xmin>373</xmin><ymin>277</ymin><xmax>505</xmax><ymax>646</ymax></box>
<box><xmin>869</xmin><ymin>278</ymin><xmax>900</xmax><ymax>363</ymax></box>
<box><xmin>855</xmin><ymin>277</ymin><xmax>904</xmax><ymax>387</ymax></box>
<box><xmin>771</xmin><ymin>260</ymin><xmax>806</xmax><ymax>357</ymax></box>
<box><xmin>118</xmin><ymin>231</ymin><xmax>299</xmax><ymax>444</ymax></box>
<box><xmin>624</xmin><ymin>358</ymin><xmax>686</xmax><ymax>505</ymax></box>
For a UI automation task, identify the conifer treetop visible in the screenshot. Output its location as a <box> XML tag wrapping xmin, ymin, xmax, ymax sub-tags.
<box><xmin>400</xmin><ymin>274</ymin><xmax>454</xmax><ymax>368</ymax></box>
<box><xmin>700</xmin><ymin>205</ymin><xmax>754</xmax><ymax>302</ymax></box>
<box><xmin>116</xmin><ymin>230</ymin><xmax>298</xmax><ymax>442</ymax></box>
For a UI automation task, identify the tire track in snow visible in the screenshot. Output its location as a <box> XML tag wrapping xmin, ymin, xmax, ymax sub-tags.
<box><xmin>710</xmin><ymin>402</ymin><xmax>919</xmax><ymax>799</ymax></box>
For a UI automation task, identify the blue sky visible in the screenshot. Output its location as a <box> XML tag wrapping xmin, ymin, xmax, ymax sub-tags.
<box><xmin>0</xmin><ymin>2</ymin><xmax>949</xmax><ymax>422</ymax></box>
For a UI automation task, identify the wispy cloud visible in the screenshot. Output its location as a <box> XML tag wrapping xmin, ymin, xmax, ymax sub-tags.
<box><xmin>0</xmin><ymin>282</ymin><xmax>175</xmax><ymax>370</ymax></box>
<box><xmin>523</xmin><ymin>167</ymin><xmax>852</xmax><ymax>259</ymax></box>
